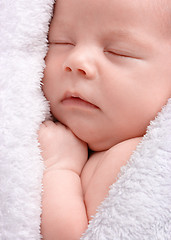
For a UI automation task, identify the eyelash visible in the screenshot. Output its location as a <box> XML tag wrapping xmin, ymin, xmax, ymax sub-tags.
<box><xmin>48</xmin><ymin>41</ymin><xmax>135</xmax><ymax>59</ymax></box>
<box><xmin>49</xmin><ymin>41</ymin><xmax>74</xmax><ymax>46</ymax></box>
<box><xmin>105</xmin><ymin>50</ymin><xmax>132</xmax><ymax>58</ymax></box>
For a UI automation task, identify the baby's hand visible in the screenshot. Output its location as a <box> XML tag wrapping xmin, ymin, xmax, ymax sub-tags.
<box><xmin>38</xmin><ymin>120</ymin><xmax>88</xmax><ymax>174</ymax></box>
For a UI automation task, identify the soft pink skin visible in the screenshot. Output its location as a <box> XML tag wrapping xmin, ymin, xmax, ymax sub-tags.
<box><xmin>39</xmin><ymin>121</ymin><xmax>88</xmax><ymax>240</ymax></box>
<box><xmin>40</xmin><ymin>0</ymin><xmax>171</xmax><ymax>239</ymax></box>
<box><xmin>43</xmin><ymin>0</ymin><xmax>171</xmax><ymax>152</ymax></box>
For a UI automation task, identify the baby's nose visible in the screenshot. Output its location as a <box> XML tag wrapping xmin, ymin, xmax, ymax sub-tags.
<box><xmin>63</xmin><ymin>47</ymin><xmax>98</xmax><ymax>80</ymax></box>
<box><xmin>65</xmin><ymin>66</ymin><xmax>87</xmax><ymax>76</ymax></box>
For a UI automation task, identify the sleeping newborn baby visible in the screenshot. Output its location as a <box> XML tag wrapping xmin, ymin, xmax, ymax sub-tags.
<box><xmin>38</xmin><ymin>0</ymin><xmax>171</xmax><ymax>239</ymax></box>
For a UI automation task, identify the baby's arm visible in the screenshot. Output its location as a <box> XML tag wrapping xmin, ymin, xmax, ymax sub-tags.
<box><xmin>38</xmin><ymin>121</ymin><xmax>88</xmax><ymax>240</ymax></box>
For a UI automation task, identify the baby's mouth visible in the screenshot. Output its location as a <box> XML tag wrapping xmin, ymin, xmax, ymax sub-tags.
<box><xmin>61</xmin><ymin>92</ymin><xmax>99</xmax><ymax>109</ymax></box>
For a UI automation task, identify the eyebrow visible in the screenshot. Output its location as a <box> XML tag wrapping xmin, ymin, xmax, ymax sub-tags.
<box><xmin>50</xmin><ymin>18</ymin><xmax>153</xmax><ymax>52</ymax></box>
<box><xmin>108</xmin><ymin>28</ymin><xmax>152</xmax><ymax>49</ymax></box>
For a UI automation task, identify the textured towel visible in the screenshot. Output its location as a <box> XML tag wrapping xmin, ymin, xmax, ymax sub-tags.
<box><xmin>0</xmin><ymin>1</ymin><xmax>53</xmax><ymax>239</ymax></box>
<box><xmin>0</xmin><ymin>1</ymin><xmax>170</xmax><ymax>240</ymax></box>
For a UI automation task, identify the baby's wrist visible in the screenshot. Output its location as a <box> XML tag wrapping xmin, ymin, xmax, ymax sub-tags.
<box><xmin>43</xmin><ymin>156</ymin><xmax>86</xmax><ymax>176</ymax></box>
<box><xmin>43</xmin><ymin>156</ymin><xmax>71</xmax><ymax>170</ymax></box>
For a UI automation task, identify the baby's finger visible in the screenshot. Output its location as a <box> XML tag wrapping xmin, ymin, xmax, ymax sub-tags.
<box><xmin>37</xmin><ymin>121</ymin><xmax>50</xmax><ymax>140</ymax></box>
<box><xmin>42</xmin><ymin>120</ymin><xmax>55</xmax><ymax>127</ymax></box>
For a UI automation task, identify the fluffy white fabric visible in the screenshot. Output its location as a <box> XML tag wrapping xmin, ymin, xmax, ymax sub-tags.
<box><xmin>0</xmin><ymin>1</ymin><xmax>170</xmax><ymax>240</ymax></box>
<box><xmin>0</xmin><ymin>1</ymin><xmax>53</xmax><ymax>239</ymax></box>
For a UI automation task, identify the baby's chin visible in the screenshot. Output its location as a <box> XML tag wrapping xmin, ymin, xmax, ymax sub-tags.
<box><xmin>53</xmin><ymin>115</ymin><xmax>123</xmax><ymax>152</ymax></box>
<box><xmin>60</xmin><ymin>123</ymin><xmax>110</xmax><ymax>152</ymax></box>
<box><xmin>67</xmin><ymin>129</ymin><xmax>107</xmax><ymax>152</ymax></box>
<box><xmin>75</xmin><ymin>131</ymin><xmax>121</xmax><ymax>152</ymax></box>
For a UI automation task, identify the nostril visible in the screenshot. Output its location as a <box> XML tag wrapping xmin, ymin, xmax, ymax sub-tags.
<box><xmin>78</xmin><ymin>69</ymin><xmax>86</xmax><ymax>75</ymax></box>
<box><xmin>65</xmin><ymin>67</ymin><xmax>72</xmax><ymax>72</ymax></box>
<box><xmin>64</xmin><ymin>66</ymin><xmax>87</xmax><ymax>75</ymax></box>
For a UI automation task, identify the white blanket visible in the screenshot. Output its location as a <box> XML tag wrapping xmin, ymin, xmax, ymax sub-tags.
<box><xmin>0</xmin><ymin>1</ymin><xmax>170</xmax><ymax>239</ymax></box>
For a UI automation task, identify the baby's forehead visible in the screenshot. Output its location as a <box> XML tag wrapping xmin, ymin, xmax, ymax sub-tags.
<box><xmin>150</xmin><ymin>0</ymin><xmax>171</xmax><ymax>37</ymax></box>
<box><xmin>52</xmin><ymin>0</ymin><xmax>171</xmax><ymax>38</ymax></box>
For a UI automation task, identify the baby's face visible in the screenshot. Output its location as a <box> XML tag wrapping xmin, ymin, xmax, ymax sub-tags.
<box><xmin>43</xmin><ymin>0</ymin><xmax>171</xmax><ymax>151</ymax></box>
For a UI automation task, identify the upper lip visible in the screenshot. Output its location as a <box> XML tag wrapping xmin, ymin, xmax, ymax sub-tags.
<box><xmin>61</xmin><ymin>91</ymin><xmax>99</xmax><ymax>108</ymax></box>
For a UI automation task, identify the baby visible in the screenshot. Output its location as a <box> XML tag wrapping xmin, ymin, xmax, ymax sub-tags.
<box><xmin>39</xmin><ymin>0</ymin><xmax>171</xmax><ymax>239</ymax></box>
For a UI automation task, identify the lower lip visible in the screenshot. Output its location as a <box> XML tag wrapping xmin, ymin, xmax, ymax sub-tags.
<box><xmin>61</xmin><ymin>97</ymin><xmax>98</xmax><ymax>109</ymax></box>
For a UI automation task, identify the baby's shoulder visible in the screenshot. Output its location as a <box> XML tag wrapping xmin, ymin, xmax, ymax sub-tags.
<box><xmin>89</xmin><ymin>137</ymin><xmax>142</xmax><ymax>166</ymax></box>
<box><xmin>87</xmin><ymin>137</ymin><xmax>142</xmax><ymax>175</ymax></box>
<box><xmin>81</xmin><ymin>137</ymin><xmax>142</xmax><ymax>200</ymax></box>
<box><xmin>105</xmin><ymin>137</ymin><xmax>142</xmax><ymax>159</ymax></box>
<box><xmin>96</xmin><ymin>137</ymin><xmax>142</xmax><ymax>178</ymax></box>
